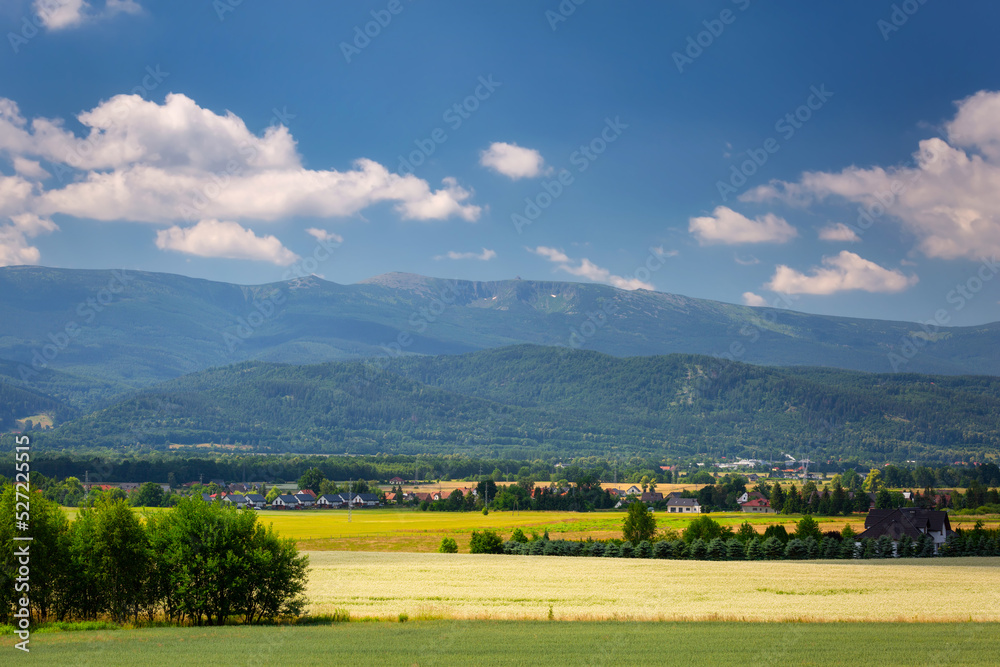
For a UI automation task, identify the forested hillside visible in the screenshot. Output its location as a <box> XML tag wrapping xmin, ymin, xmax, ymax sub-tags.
<box><xmin>26</xmin><ymin>346</ymin><xmax>1000</xmax><ymax>462</ymax></box>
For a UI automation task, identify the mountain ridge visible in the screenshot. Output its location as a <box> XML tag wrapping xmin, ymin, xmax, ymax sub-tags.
<box><xmin>2</xmin><ymin>266</ymin><xmax>999</xmax><ymax>408</ymax></box>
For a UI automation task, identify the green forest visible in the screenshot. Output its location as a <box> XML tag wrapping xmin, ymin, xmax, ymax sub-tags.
<box><xmin>7</xmin><ymin>345</ymin><xmax>1000</xmax><ymax>462</ymax></box>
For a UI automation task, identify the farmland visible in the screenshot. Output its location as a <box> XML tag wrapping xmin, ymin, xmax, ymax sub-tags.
<box><xmin>4</xmin><ymin>621</ymin><xmax>999</xmax><ymax>666</ymax></box>
<box><xmin>305</xmin><ymin>551</ymin><xmax>1000</xmax><ymax>622</ymax></box>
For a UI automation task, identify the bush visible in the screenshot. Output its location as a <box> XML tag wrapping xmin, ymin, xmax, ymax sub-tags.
<box><xmin>762</xmin><ymin>537</ymin><xmax>784</xmax><ymax>560</ymax></box>
<box><xmin>511</xmin><ymin>528</ymin><xmax>528</xmax><ymax>543</ymax></box>
<box><xmin>705</xmin><ymin>537</ymin><xmax>726</xmax><ymax>560</ymax></box>
<box><xmin>438</xmin><ymin>537</ymin><xmax>458</xmax><ymax>553</ymax></box>
<box><xmin>469</xmin><ymin>529</ymin><xmax>504</xmax><ymax>554</ymax></box>
<box><xmin>603</xmin><ymin>542</ymin><xmax>620</xmax><ymax>558</ymax></box>
<box><xmin>652</xmin><ymin>540</ymin><xmax>672</xmax><ymax>559</ymax></box>
<box><xmin>784</xmin><ymin>538</ymin><xmax>807</xmax><ymax>560</ymax></box>
<box><xmin>634</xmin><ymin>540</ymin><xmax>653</xmax><ymax>559</ymax></box>
<box><xmin>688</xmin><ymin>538</ymin><xmax>707</xmax><ymax>560</ymax></box>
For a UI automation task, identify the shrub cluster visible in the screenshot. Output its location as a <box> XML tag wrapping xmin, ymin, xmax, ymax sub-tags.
<box><xmin>0</xmin><ymin>487</ymin><xmax>308</xmax><ymax>626</ymax></box>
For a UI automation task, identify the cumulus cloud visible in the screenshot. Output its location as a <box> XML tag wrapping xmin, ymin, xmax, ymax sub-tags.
<box><xmin>689</xmin><ymin>206</ymin><xmax>798</xmax><ymax>245</ymax></box>
<box><xmin>305</xmin><ymin>228</ymin><xmax>343</xmax><ymax>244</ymax></box>
<box><xmin>766</xmin><ymin>251</ymin><xmax>917</xmax><ymax>295</ymax></box>
<box><xmin>818</xmin><ymin>222</ymin><xmax>860</xmax><ymax>243</ymax></box>
<box><xmin>434</xmin><ymin>248</ymin><xmax>496</xmax><ymax>261</ymax></box>
<box><xmin>34</xmin><ymin>0</ymin><xmax>141</xmax><ymax>31</ymax></box>
<box><xmin>741</xmin><ymin>90</ymin><xmax>1000</xmax><ymax>261</ymax></box>
<box><xmin>528</xmin><ymin>246</ymin><xmax>653</xmax><ymax>291</ymax></box>
<box><xmin>0</xmin><ymin>174</ymin><xmax>57</xmax><ymax>266</ymax></box>
<box><xmin>154</xmin><ymin>219</ymin><xmax>299</xmax><ymax>265</ymax></box>
<box><xmin>479</xmin><ymin>142</ymin><xmax>548</xmax><ymax>179</ymax></box>
<box><xmin>0</xmin><ymin>93</ymin><xmax>481</xmax><ymax>263</ymax></box>
<box><xmin>742</xmin><ymin>292</ymin><xmax>768</xmax><ymax>307</ymax></box>
<box><xmin>734</xmin><ymin>253</ymin><xmax>760</xmax><ymax>266</ymax></box>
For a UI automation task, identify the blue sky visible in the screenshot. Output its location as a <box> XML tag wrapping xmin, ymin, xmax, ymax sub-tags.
<box><xmin>3</xmin><ymin>0</ymin><xmax>1000</xmax><ymax>325</ymax></box>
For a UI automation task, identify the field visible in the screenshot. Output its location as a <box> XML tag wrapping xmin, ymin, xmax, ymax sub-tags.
<box><xmin>60</xmin><ymin>506</ymin><xmax>997</xmax><ymax>552</ymax></box>
<box><xmin>4</xmin><ymin>621</ymin><xmax>1000</xmax><ymax>666</ymax></box>
<box><xmin>305</xmin><ymin>551</ymin><xmax>1000</xmax><ymax>622</ymax></box>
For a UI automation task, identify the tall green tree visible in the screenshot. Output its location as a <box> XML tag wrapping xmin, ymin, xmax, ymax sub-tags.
<box><xmin>622</xmin><ymin>502</ymin><xmax>657</xmax><ymax>544</ymax></box>
<box><xmin>93</xmin><ymin>498</ymin><xmax>151</xmax><ymax>622</ymax></box>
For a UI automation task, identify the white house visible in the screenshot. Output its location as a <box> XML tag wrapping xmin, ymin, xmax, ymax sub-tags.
<box><xmin>294</xmin><ymin>493</ymin><xmax>315</xmax><ymax>508</ymax></box>
<box><xmin>665</xmin><ymin>497</ymin><xmax>701</xmax><ymax>514</ymax></box>
<box><xmin>223</xmin><ymin>494</ymin><xmax>248</xmax><ymax>509</ymax></box>
<box><xmin>316</xmin><ymin>494</ymin><xmax>343</xmax><ymax>508</ymax></box>
<box><xmin>624</xmin><ymin>485</ymin><xmax>642</xmax><ymax>496</ymax></box>
<box><xmin>244</xmin><ymin>493</ymin><xmax>266</xmax><ymax>509</ymax></box>
<box><xmin>271</xmin><ymin>494</ymin><xmax>300</xmax><ymax>509</ymax></box>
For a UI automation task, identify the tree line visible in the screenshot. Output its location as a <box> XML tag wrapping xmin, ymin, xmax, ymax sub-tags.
<box><xmin>0</xmin><ymin>487</ymin><xmax>308</xmax><ymax>626</ymax></box>
<box><xmin>492</xmin><ymin>509</ymin><xmax>1000</xmax><ymax>561</ymax></box>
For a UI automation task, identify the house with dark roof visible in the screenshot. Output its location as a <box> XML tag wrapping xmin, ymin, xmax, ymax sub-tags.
<box><xmin>271</xmin><ymin>494</ymin><xmax>300</xmax><ymax>509</ymax></box>
<box><xmin>294</xmin><ymin>493</ymin><xmax>316</xmax><ymax>508</ymax></box>
<box><xmin>640</xmin><ymin>492</ymin><xmax>663</xmax><ymax>504</ymax></box>
<box><xmin>390</xmin><ymin>476</ymin><xmax>405</xmax><ymax>484</ymax></box>
<box><xmin>316</xmin><ymin>494</ymin><xmax>343</xmax><ymax>508</ymax></box>
<box><xmin>223</xmin><ymin>494</ymin><xmax>248</xmax><ymax>509</ymax></box>
<box><xmin>244</xmin><ymin>493</ymin><xmax>266</xmax><ymax>509</ymax></box>
<box><xmin>666</xmin><ymin>497</ymin><xmax>701</xmax><ymax>514</ymax></box>
<box><xmin>856</xmin><ymin>508</ymin><xmax>954</xmax><ymax>551</ymax></box>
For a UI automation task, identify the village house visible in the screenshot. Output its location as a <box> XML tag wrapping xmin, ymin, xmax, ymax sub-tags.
<box><xmin>244</xmin><ymin>493</ymin><xmax>267</xmax><ymax>509</ymax></box>
<box><xmin>640</xmin><ymin>491</ymin><xmax>663</xmax><ymax>504</ymax></box>
<box><xmin>624</xmin><ymin>485</ymin><xmax>642</xmax><ymax>496</ymax></box>
<box><xmin>389</xmin><ymin>476</ymin><xmax>405</xmax><ymax>484</ymax></box>
<box><xmin>316</xmin><ymin>494</ymin><xmax>342</xmax><ymax>508</ymax></box>
<box><xmin>294</xmin><ymin>493</ymin><xmax>315</xmax><ymax>508</ymax></box>
<box><xmin>271</xmin><ymin>494</ymin><xmax>300</xmax><ymax>509</ymax></box>
<box><xmin>666</xmin><ymin>497</ymin><xmax>701</xmax><ymax>514</ymax></box>
<box><xmin>741</xmin><ymin>497</ymin><xmax>774</xmax><ymax>514</ymax></box>
<box><xmin>222</xmin><ymin>494</ymin><xmax>248</xmax><ymax>509</ymax></box>
<box><xmin>856</xmin><ymin>508</ymin><xmax>954</xmax><ymax>551</ymax></box>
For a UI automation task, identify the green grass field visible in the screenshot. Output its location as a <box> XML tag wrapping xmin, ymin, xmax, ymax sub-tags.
<box><xmin>4</xmin><ymin>621</ymin><xmax>999</xmax><ymax>666</ymax></box>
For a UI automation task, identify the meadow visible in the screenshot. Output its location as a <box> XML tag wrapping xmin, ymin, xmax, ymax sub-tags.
<box><xmin>4</xmin><ymin>621</ymin><xmax>999</xmax><ymax>666</ymax></box>
<box><xmin>304</xmin><ymin>551</ymin><xmax>1000</xmax><ymax>622</ymax></box>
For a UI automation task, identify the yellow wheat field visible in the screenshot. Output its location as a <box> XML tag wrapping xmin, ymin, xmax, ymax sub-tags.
<box><xmin>305</xmin><ymin>552</ymin><xmax>1000</xmax><ymax>622</ymax></box>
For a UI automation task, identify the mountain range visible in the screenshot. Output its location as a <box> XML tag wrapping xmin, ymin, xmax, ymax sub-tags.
<box><xmin>2</xmin><ymin>266</ymin><xmax>999</xmax><ymax>411</ymax></box>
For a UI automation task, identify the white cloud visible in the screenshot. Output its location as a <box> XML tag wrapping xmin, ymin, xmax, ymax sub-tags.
<box><xmin>305</xmin><ymin>228</ymin><xmax>343</xmax><ymax>244</ymax></box>
<box><xmin>652</xmin><ymin>246</ymin><xmax>679</xmax><ymax>258</ymax></box>
<box><xmin>12</xmin><ymin>157</ymin><xmax>49</xmax><ymax>180</ymax></box>
<box><xmin>154</xmin><ymin>219</ymin><xmax>299</xmax><ymax>265</ymax></box>
<box><xmin>689</xmin><ymin>206</ymin><xmax>798</xmax><ymax>245</ymax></box>
<box><xmin>0</xmin><ymin>93</ymin><xmax>481</xmax><ymax>264</ymax></box>
<box><xmin>734</xmin><ymin>253</ymin><xmax>760</xmax><ymax>266</ymax></box>
<box><xmin>34</xmin><ymin>0</ymin><xmax>141</xmax><ymax>31</ymax></box>
<box><xmin>818</xmin><ymin>222</ymin><xmax>860</xmax><ymax>243</ymax></box>
<box><xmin>742</xmin><ymin>292</ymin><xmax>768</xmax><ymax>307</ymax></box>
<box><xmin>0</xmin><ymin>173</ymin><xmax>58</xmax><ymax>265</ymax></box>
<box><xmin>528</xmin><ymin>246</ymin><xmax>653</xmax><ymax>291</ymax></box>
<box><xmin>741</xmin><ymin>90</ymin><xmax>1000</xmax><ymax>261</ymax></box>
<box><xmin>766</xmin><ymin>251</ymin><xmax>917</xmax><ymax>295</ymax></box>
<box><xmin>434</xmin><ymin>248</ymin><xmax>496</xmax><ymax>261</ymax></box>
<box><xmin>479</xmin><ymin>142</ymin><xmax>548</xmax><ymax>179</ymax></box>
